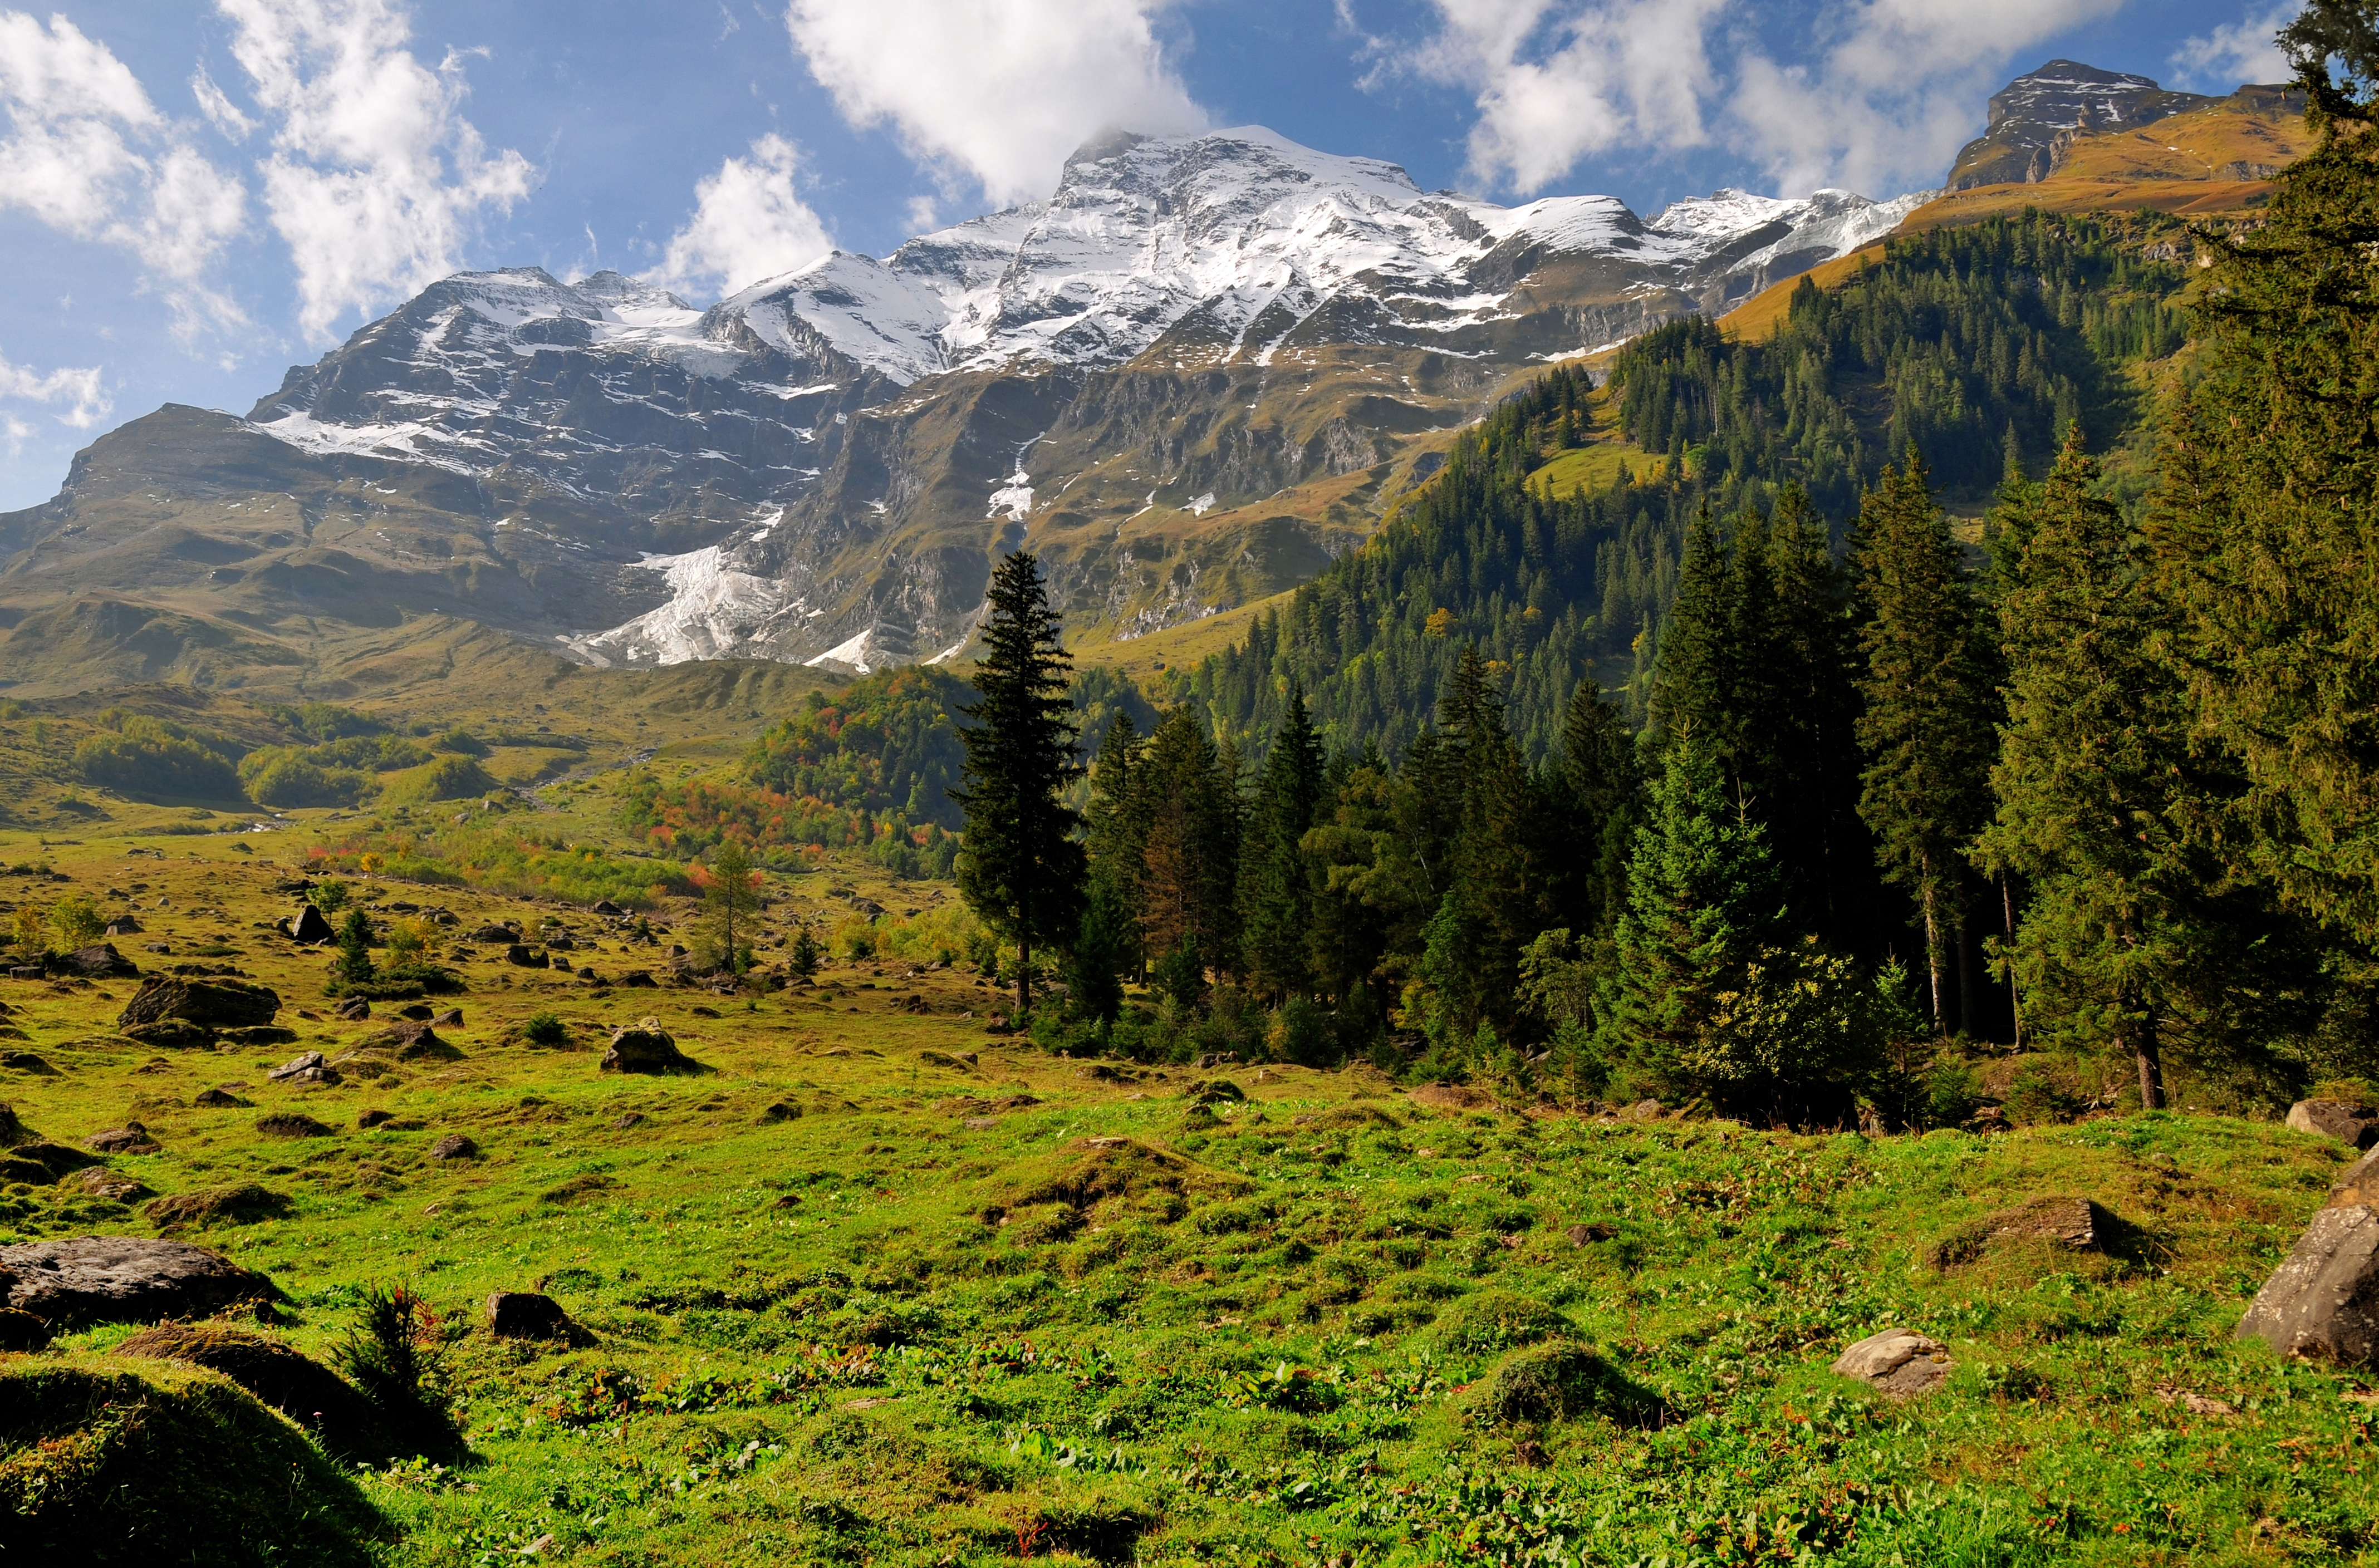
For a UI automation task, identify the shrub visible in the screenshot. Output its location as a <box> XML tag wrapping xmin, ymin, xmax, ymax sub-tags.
<box><xmin>330</xmin><ymin>1283</ymin><xmax>455</xmax><ymax>1453</ymax></box>
<box><xmin>523</xmin><ymin>1012</ymin><xmax>568</xmax><ymax>1048</ymax></box>
<box><xmin>49</xmin><ymin>894</ymin><xmax>105</xmax><ymax>951</ymax></box>
<box><xmin>74</xmin><ymin>716</ymin><xmax>241</xmax><ymax>801</ymax></box>
<box><xmin>1267</xmin><ymin>996</ymin><xmax>1335</xmax><ymax>1066</ymax></box>
<box><xmin>1469</xmin><ymin>1341</ymin><xmax>1655</xmax><ymax>1428</ymax></box>
<box><xmin>240</xmin><ymin>753</ymin><xmax>371</xmax><ymax>808</ymax></box>
<box><xmin>788</xmin><ymin>928</ymin><xmax>822</xmax><ymax>979</ymax></box>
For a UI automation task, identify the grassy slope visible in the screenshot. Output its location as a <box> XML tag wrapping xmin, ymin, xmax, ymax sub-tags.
<box><xmin>1720</xmin><ymin>96</ymin><xmax>2315</xmax><ymax>347</ymax></box>
<box><xmin>0</xmin><ymin>815</ymin><xmax>2371</xmax><ymax>1563</ymax></box>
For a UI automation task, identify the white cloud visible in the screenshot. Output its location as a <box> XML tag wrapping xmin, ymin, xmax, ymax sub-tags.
<box><xmin>1393</xmin><ymin>0</ymin><xmax>1724</xmax><ymax>193</ymax></box>
<box><xmin>2172</xmin><ymin>2</ymin><xmax>2301</xmax><ymax>92</ymax></box>
<box><xmin>0</xmin><ymin>348</ymin><xmax>111</xmax><ymax>429</ymax></box>
<box><xmin>1371</xmin><ymin>0</ymin><xmax>2127</xmax><ymax>199</ymax></box>
<box><xmin>1723</xmin><ymin>0</ymin><xmax>2127</xmax><ymax>198</ymax></box>
<box><xmin>0</xmin><ymin>11</ymin><xmax>248</xmax><ymax>328</ymax></box>
<box><xmin>216</xmin><ymin>0</ymin><xmax>536</xmax><ymax>340</ymax></box>
<box><xmin>649</xmin><ymin>134</ymin><xmax>835</xmax><ymax>298</ymax></box>
<box><xmin>191</xmin><ymin>63</ymin><xmax>257</xmax><ymax>140</ymax></box>
<box><xmin>784</xmin><ymin>0</ymin><xmax>1206</xmax><ymax>207</ymax></box>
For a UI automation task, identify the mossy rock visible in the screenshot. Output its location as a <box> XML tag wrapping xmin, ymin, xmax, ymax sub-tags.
<box><xmin>1468</xmin><ymin>1339</ymin><xmax>1661</xmax><ymax>1429</ymax></box>
<box><xmin>0</xmin><ymin>1355</ymin><xmax>385</xmax><ymax>1564</ymax></box>
<box><xmin>979</xmin><ymin>1136</ymin><xmax>1250</xmax><ymax>1223</ymax></box>
<box><xmin>145</xmin><ymin>1183</ymin><xmax>293</xmax><ymax>1228</ymax></box>
<box><xmin>116</xmin><ymin>1324</ymin><xmax>398</xmax><ymax>1462</ymax></box>
<box><xmin>1432</xmin><ymin>1290</ymin><xmax>1573</xmax><ymax>1355</ymax></box>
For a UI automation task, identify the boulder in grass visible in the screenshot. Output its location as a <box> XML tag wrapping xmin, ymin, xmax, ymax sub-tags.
<box><xmin>426</xmin><ymin>1134</ymin><xmax>477</xmax><ymax>1162</ymax></box>
<box><xmin>53</xmin><ymin>943</ymin><xmax>138</xmax><ymax>979</ymax></box>
<box><xmin>144</xmin><ymin>1183</ymin><xmax>294</xmax><ymax>1228</ymax></box>
<box><xmin>0</xmin><ymin>1235</ymin><xmax>276</xmax><ymax>1328</ymax></box>
<box><xmin>333</xmin><ymin>995</ymin><xmax>371</xmax><ymax>1022</ymax></box>
<box><xmin>117</xmin><ymin>975</ymin><xmax>280</xmax><ymax>1031</ymax></box>
<box><xmin>268</xmin><ymin>1051</ymin><xmax>340</xmax><ymax>1087</ymax></box>
<box><xmin>288</xmin><ymin>903</ymin><xmax>336</xmax><ymax>944</ymax></box>
<box><xmin>193</xmin><ymin>1087</ymin><xmax>251</xmax><ymax>1108</ymax></box>
<box><xmin>68</xmin><ymin>1167</ymin><xmax>149</xmax><ymax>1202</ymax></box>
<box><xmin>485</xmin><ymin>1290</ymin><xmax>592</xmax><ymax>1345</ymax></box>
<box><xmin>121</xmin><ymin>1019</ymin><xmax>214</xmax><ymax>1050</ymax></box>
<box><xmin>254</xmin><ymin>1113</ymin><xmax>335</xmax><ymax>1140</ymax></box>
<box><xmin>84</xmin><ymin>1123</ymin><xmax>160</xmax><ymax>1156</ymax></box>
<box><xmin>2287</xmin><ymin>1099</ymin><xmax>2379</xmax><ymax>1150</ymax></box>
<box><xmin>0</xmin><ymin>1305</ymin><xmax>51</xmax><ymax>1350</ymax></box>
<box><xmin>2238</xmin><ymin>1203</ymin><xmax>2379</xmax><ymax>1365</ymax></box>
<box><xmin>0</xmin><ymin>1154</ymin><xmax>54</xmax><ymax>1185</ymax></box>
<box><xmin>1832</xmin><ymin>1328</ymin><xmax>1954</xmax><ymax>1399</ymax></box>
<box><xmin>599</xmin><ymin>1019</ymin><xmax>696</xmax><ymax>1075</ymax></box>
<box><xmin>368</xmin><ymin>1020</ymin><xmax>464</xmax><ymax>1061</ymax></box>
<box><xmin>11</xmin><ymin>1142</ymin><xmax>99</xmax><ymax>1179</ymax></box>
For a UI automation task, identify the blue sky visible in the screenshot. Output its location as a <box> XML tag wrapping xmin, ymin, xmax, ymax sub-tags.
<box><xmin>0</xmin><ymin>0</ymin><xmax>2304</xmax><ymax>510</ymax></box>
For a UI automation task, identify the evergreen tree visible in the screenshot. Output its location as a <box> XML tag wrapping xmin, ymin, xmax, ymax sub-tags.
<box><xmin>2147</xmin><ymin>4</ymin><xmax>2379</xmax><ymax>936</ymax></box>
<box><xmin>1135</xmin><ymin>706</ymin><xmax>1242</xmax><ymax>996</ymax></box>
<box><xmin>1239</xmin><ymin>687</ymin><xmax>1325</xmax><ymax>999</ymax></box>
<box><xmin>1560</xmin><ymin>679</ymin><xmax>1639</xmax><ymax>940</ymax></box>
<box><xmin>334</xmin><ymin>907</ymin><xmax>375</xmax><ymax>988</ymax></box>
<box><xmin>952</xmin><ymin>551</ymin><xmax>1087</xmax><ymax>1017</ymax></box>
<box><xmin>1607</xmin><ymin>732</ymin><xmax>1780</xmax><ymax>1082</ymax></box>
<box><xmin>1302</xmin><ymin>745</ymin><xmax>1430</xmax><ymax>1033</ymax></box>
<box><xmin>1647</xmin><ymin>505</ymin><xmax>1731</xmax><ymax>753</ymax></box>
<box><xmin>1083</xmin><ymin>710</ymin><xmax>1149</xmax><ymax>981</ymax></box>
<box><xmin>698</xmin><ymin>840</ymin><xmax>763</xmax><ymax>976</ymax></box>
<box><xmin>1850</xmin><ymin>451</ymin><xmax>1998</xmax><ymax>1026</ymax></box>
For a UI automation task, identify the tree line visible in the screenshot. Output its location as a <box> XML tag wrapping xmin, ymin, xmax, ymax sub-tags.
<box><xmin>953</xmin><ymin>11</ymin><xmax>2379</xmax><ymax>1120</ymax></box>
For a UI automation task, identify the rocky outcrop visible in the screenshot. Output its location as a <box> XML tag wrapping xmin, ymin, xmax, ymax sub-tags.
<box><xmin>0</xmin><ymin>1235</ymin><xmax>275</xmax><ymax>1328</ymax></box>
<box><xmin>2288</xmin><ymin>1099</ymin><xmax>2379</xmax><ymax>1149</ymax></box>
<box><xmin>2239</xmin><ymin>1204</ymin><xmax>2379</xmax><ymax>1365</ymax></box>
<box><xmin>118</xmin><ymin>975</ymin><xmax>281</xmax><ymax>1032</ymax></box>
<box><xmin>599</xmin><ymin>1019</ymin><xmax>696</xmax><ymax>1075</ymax></box>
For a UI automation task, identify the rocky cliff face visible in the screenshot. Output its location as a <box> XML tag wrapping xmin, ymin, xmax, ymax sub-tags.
<box><xmin>0</xmin><ymin>125</ymin><xmax>1931</xmax><ymax>692</ymax></box>
<box><xmin>1947</xmin><ymin>61</ymin><xmax>2216</xmax><ymax>191</ymax></box>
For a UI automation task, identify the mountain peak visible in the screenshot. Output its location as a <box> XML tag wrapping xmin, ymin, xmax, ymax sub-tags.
<box><xmin>1950</xmin><ymin>61</ymin><xmax>2215</xmax><ymax>191</ymax></box>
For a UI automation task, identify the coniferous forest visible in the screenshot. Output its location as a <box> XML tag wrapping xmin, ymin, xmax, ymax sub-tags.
<box><xmin>956</xmin><ymin>22</ymin><xmax>2379</xmax><ymax>1126</ymax></box>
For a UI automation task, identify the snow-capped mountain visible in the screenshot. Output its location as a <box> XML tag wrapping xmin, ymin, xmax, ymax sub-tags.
<box><xmin>3</xmin><ymin>124</ymin><xmax>1933</xmax><ymax>688</ymax></box>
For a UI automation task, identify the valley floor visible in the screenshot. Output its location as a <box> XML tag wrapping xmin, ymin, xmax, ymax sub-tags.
<box><xmin>0</xmin><ymin>828</ymin><xmax>2372</xmax><ymax>1565</ymax></box>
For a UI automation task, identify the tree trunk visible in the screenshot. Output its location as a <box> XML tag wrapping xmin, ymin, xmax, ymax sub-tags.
<box><xmin>2132</xmin><ymin>1011</ymin><xmax>2165</xmax><ymax>1112</ymax></box>
<box><xmin>1956</xmin><ymin>917</ymin><xmax>1976</xmax><ymax>1039</ymax></box>
<box><xmin>2000</xmin><ymin>874</ymin><xmax>2021</xmax><ymax>1048</ymax></box>
<box><xmin>1921</xmin><ymin>881</ymin><xmax>1944</xmax><ymax>1032</ymax></box>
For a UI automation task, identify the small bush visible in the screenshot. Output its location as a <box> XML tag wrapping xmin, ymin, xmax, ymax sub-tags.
<box><xmin>1469</xmin><ymin>1340</ymin><xmax>1657</xmax><ymax>1428</ymax></box>
<box><xmin>523</xmin><ymin>1012</ymin><xmax>568</xmax><ymax>1049</ymax></box>
<box><xmin>330</xmin><ymin>1283</ymin><xmax>455</xmax><ymax>1454</ymax></box>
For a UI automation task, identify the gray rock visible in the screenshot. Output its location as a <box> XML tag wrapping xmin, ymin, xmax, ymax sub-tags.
<box><xmin>54</xmin><ymin>943</ymin><xmax>138</xmax><ymax>979</ymax></box>
<box><xmin>427</xmin><ymin>1133</ymin><xmax>478</xmax><ymax>1161</ymax></box>
<box><xmin>122</xmin><ymin>1019</ymin><xmax>214</xmax><ymax>1050</ymax></box>
<box><xmin>118</xmin><ymin>975</ymin><xmax>280</xmax><ymax>1031</ymax></box>
<box><xmin>2238</xmin><ymin>1203</ymin><xmax>2379</xmax><ymax>1365</ymax></box>
<box><xmin>288</xmin><ymin>904</ymin><xmax>336</xmax><ymax>943</ymax></box>
<box><xmin>0</xmin><ymin>1235</ymin><xmax>274</xmax><ymax>1328</ymax></box>
<box><xmin>2287</xmin><ymin>1099</ymin><xmax>2379</xmax><ymax>1149</ymax></box>
<box><xmin>1831</xmin><ymin>1328</ymin><xmax>1954</xmax><ymax>1399</ymax></box>
<box><xmin>84</xmin><ymin>1122</ymin><xmax>160</xmax><ymax>1156</ymax></box>
<box><xmin>485</xmin><ymin>1290</ymin><xmax>590</xmax><ymax>1343</ymax></box>
<box><xmin>599</xmin><ymin>1020</ymin><xmax>694</xmax><ymax>1075</ymax></box>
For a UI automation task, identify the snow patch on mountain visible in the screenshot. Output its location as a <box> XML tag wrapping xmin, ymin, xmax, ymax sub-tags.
<box><xmin>560</xmin><ymin>539</ymin><xmax>803</xmax><ymax>667</ymax></box>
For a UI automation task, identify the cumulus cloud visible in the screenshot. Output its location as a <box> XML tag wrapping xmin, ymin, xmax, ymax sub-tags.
<box><xmin>2171</xmin><ymin>2</ymin><xmax>2302</xmax><ymax>92</ymax></box>
<box><xmin>1724</xmin><ymin>0</ymin><xmax>2127</xmax><ymax>198</ymax></box>
<box><xmin>1388</xmin><ymin>0</ymin><xmax>1724</xmax><ymax>193</ymax></box>
<box><xmin>217</xmin><ymin>0</ymin><xmax>536</xmax><ymax>339</ymax></box>
<box><xmin>784</xmin><ymin>0</ymin><xmax>1206</xmax><ymax>207</ymax></box>
<box><xmin>0</xmin><ymin>11</ymin><xmax>247</xmax><ymax>330</ymax></box>
<box><xmin>649</xmin><ymin>134</ymin><xmax>835</xmax><ymax>298</ymax></box>
<box><xmin>1371</xmin><ymin>0</ymin><xmax>2125</xmax><ymax>199</ymax></box>
<box><xmin>0</xmin><ymin>348</ymin><xmax>111</xmax><ymax>429</ymax></box>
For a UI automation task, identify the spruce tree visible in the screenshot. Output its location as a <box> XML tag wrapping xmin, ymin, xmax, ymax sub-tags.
<box><xmin>951</xmin><ymin>551</ymin><xmax>1086</xmax><ymax>1017</ymax></box>
<box><xmin>1083</xmin><ymin>710</ymin><xmax>1148</xmax><ymax>981</ymax></box>
<box><xmin>1135</xmin><ymin>706</ymin><xmax>1242</xmax><ymax>996</ymax></box>
<box><xmin>1850</xmin><ymin>451</ymin><xmax>1998</xmax><ymax>1027</ymax></box>
<box><xmin>1607</xmin><ymin>732</ymin><xmax>1780</xmax><ymax>1082</ymax></box>
<box><xmin>1975</xmin><ymin>429</ymin><xmax>2200</xmax><ymax>1105</ymax></box>
<box><xmin>2147</xmin><ymin>4</ymin><xmax>2379</xmax><ymax>935</ymax></box>
<box><xmin>1239</xmin><ymin>687</ymin><xmax>1325</xmax><ymax>999</ymax></box>
<box><xmin>1560</xmin><ymin>679</ymin><xmax>1639</xmax><ymax>939</ymax></box>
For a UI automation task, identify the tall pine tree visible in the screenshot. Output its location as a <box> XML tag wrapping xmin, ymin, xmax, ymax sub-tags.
<box><xmin>2149</xmin><ymin>3</ymin><xmax>2379</xmax><ymax>937</ymax></box>
<box><xmin>1239</xmin><ymin>687</ymin><xmax>1326</xmax><ymax>999</ymax></box>
<box><xmin>951</xmin><ymin>551</ymin><xmax>1086</xmax><ymax>1017</ymax></box>
<box><xmin>1851</xmin><ymin>451</ymin><xmax>1998</xmax><ymax>1028</ymax></box>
